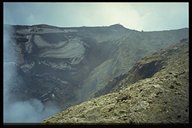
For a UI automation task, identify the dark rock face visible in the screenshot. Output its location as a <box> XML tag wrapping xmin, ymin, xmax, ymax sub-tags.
<box><xmin>124</xmin><ymin>60</ymin><xmax>163</xmax><ymax>85</ymax></box>
<box><xmin>6</xmin><ymin>24</ymin><xmax>188</xmax><ymax>109</ymax></box>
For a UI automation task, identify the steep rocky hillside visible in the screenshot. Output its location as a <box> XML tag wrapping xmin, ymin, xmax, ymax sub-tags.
<box><xmin>6</xmin><ymin>24</ymin><xmax>188</xmax><ymax>110</ymax></box>
<box><xmin>43</xmin><ymin>41</ymin><xmax>189</xmax><ymax>123</ymax></box>
<box><xmin>93</xmin><ymin>38</ymin><xmax>189</xmax><ymax>97</ymax></box>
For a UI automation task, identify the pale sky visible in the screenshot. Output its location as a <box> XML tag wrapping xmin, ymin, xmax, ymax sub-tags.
<box><xmin>4</xmin><ymin>2</ymin><xmax>188</xmax><ymax>31</ymax></box>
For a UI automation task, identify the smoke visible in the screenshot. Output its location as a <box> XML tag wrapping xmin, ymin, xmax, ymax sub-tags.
<box><xmin>3</xmin><ymin>25</ymin><xmax>60</xmax><ymax>123</ymax></box>
<box><xmin>4</xmin><ymin>99</ymin><xmax>59</xmax><ymax>123</ymax></box>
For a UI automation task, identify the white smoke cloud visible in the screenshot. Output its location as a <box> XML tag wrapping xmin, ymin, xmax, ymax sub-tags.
<box><xmin>3</xmin><ymin>25</ymin><xmax>60</xmax><ymax>123</ymax></box>
<box><xmin>4</xmin><ymin>99</ymin><xmax>59</xmax><ymax>123</ymax></box>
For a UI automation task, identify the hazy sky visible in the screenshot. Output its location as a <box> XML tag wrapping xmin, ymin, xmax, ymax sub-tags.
<box><xmin>4</xmin><ymin>2</ymin><xmax>188</xmax><ymax>31</ymax></box>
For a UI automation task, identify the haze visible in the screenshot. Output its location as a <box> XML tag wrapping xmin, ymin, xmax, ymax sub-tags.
<box><xmin>4</xmin><ymin>2</ymin><xmax>188</xmax><ymax>31</ymax></box>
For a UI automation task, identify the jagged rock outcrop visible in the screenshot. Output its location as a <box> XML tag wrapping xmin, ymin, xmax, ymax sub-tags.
<box><xmin>6</xmin><ymin>24</ymin><xmax>188</xmax><ymax>110</ymax></box>
<box><xmin>43</xmin><ymin>41</ymin><xmax>189</xmax><ymax>123</ymax></box>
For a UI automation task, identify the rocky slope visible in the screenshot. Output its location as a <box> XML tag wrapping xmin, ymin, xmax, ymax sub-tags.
<box><xmin>43</xmin><ymin>40</ymin><xmax>189</xmax><ymax>123</ymax></box>
<box><xmin>6</xmin><ymin>24</ymin><xmax>188</xmax><ymax>110</ymax></box>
